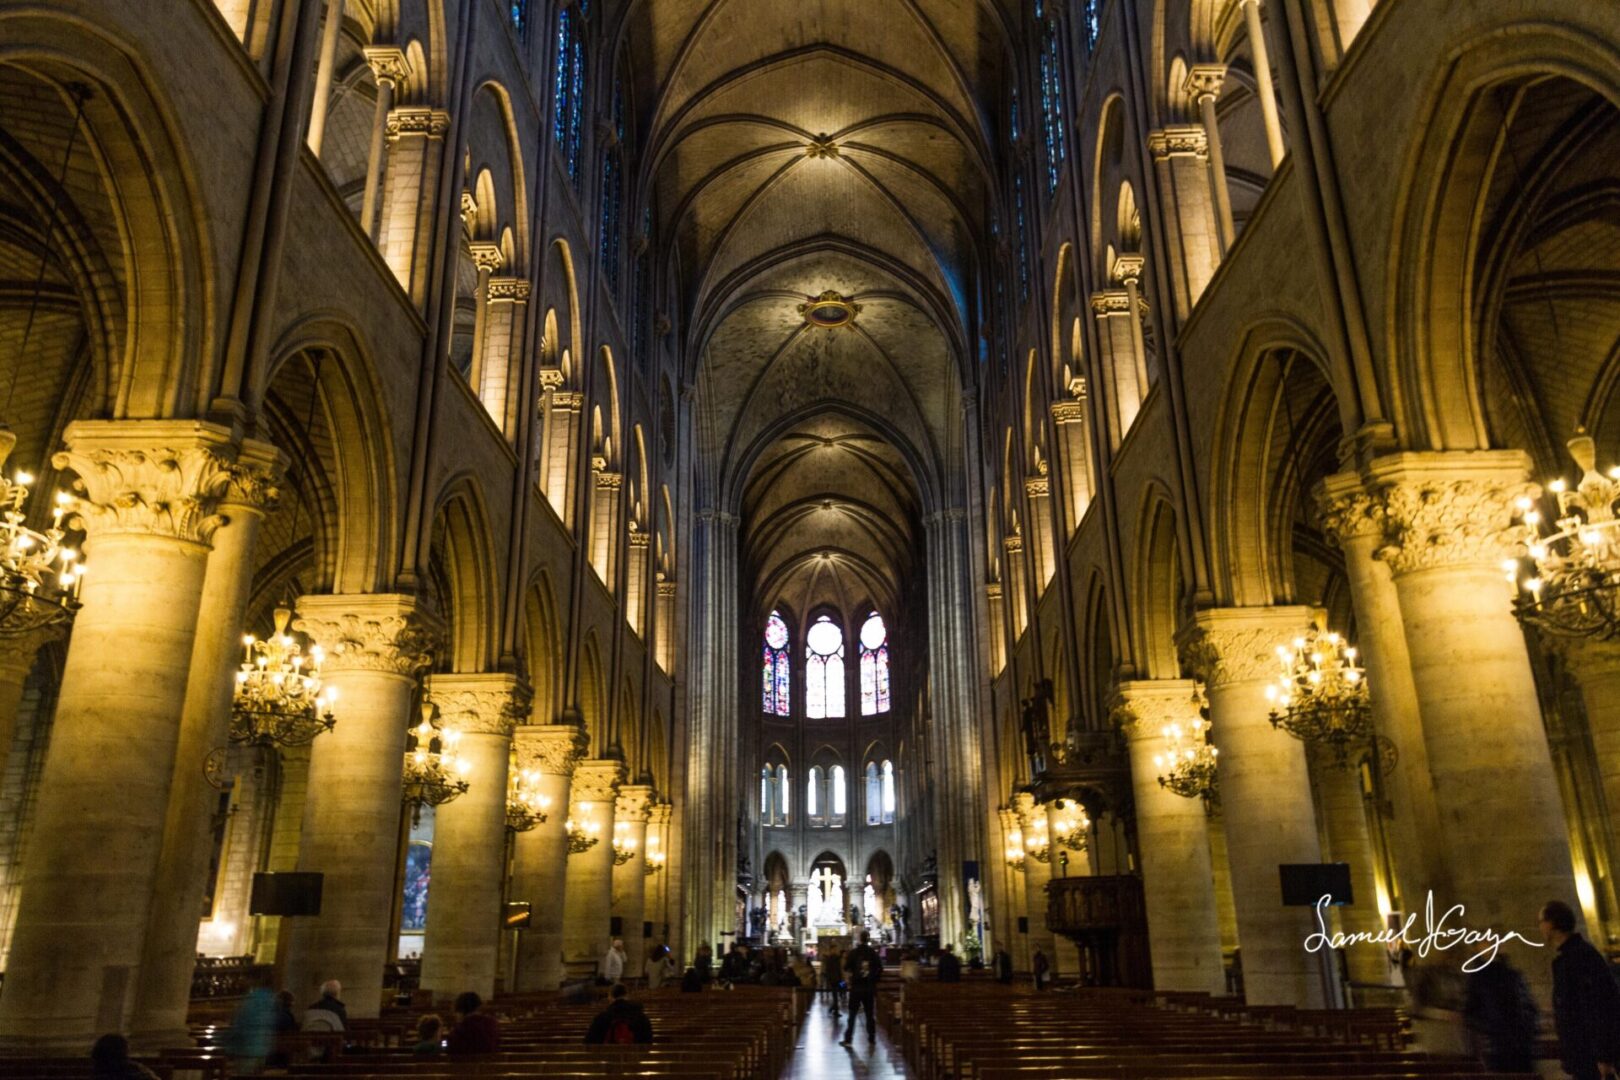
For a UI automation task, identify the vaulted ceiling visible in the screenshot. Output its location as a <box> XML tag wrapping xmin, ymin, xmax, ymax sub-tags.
<box><xmin>625</xmin><ymin>0</ymin><xmax>1011</xmax><ymax>614</ymax></box>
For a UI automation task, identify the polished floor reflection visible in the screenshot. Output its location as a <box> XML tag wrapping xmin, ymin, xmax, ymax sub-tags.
<box><xmin>781</xmin><ymin>995</ymin><xmax>908</xmax><ymax>1078</ymax></box>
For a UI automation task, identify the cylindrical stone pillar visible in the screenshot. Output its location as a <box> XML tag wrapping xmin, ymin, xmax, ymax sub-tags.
<box><xmin>419</xmin><ymin>674</ymin><xmax>524</xmax><ymax>1001</ymax></box>
<box><xmin>612</xmin><ymin>784</ymin><xmax>653</xmax><ymax>976</ymax></box>
<box><xmin>305</xmin><ymin>0</ymin><xmax>347</xmax><ymax>155</ymax></box>
<box><xmin>1311</xmin><ymin>749</ymin><xmax>1394</xmax><ymax>988</ymax></box>
<box><xmin>0</xmin><ymin>622</ymin><xmax>63</xmax><ymax>785</ymax></box>
<box><xmin>1188</xmin><ymin>605</ymin><xmax>1326</xmax><ymax>1006</ymax></box>
<box><xmin>283</xmin><ymin>594</ymin><xmax>438</xmax><ymax>1018</ymax></box>
<box><xmin>509</xmin><ymin>724</ymin><xmax>586</xmax><ymax>990</ymax></box>
<box><xmin>0</xmin><ymin>420</ymin><xmax>238</xmax><ymax>1052</ymax></box>
<box><xmin>1240</xmin><ymin>0</ymin><xmax>1288</xmax><ymax>167</ymax></box>
<box><xmin>129</xmin><ymin>441</ymin><xmax>285</xmax><ymax>1047</ymax></box>
<box><xmin>1187</xmin><ymin>65</ymin><xmax>1237</xmax><ymax>251</ymax></box>
<box><xmin>358</xmin><ymin>46</ymin><xmax>407</xmax><ymax>238</ymax></box>
<box><xmin>1316</xmin><ymin>472</ymin><xmax>1447</xmax><ymax>912</ymax></box>
<box><xmin>643</xmin><ymin>801</ymin><xmax>672</xmax><ymax>945</ymax></box>
<box><xmin>1368</xmin><ymin>451</ymin><xmax>1580</xmax><ymax>999</ymax></box>
<box><xmin>563</xmin><ymin>759</ymin><xmax>625</xmax><ymax>975</ymax></box>
<box><xmin>1013</xmin><ymin>793</ymin><xmax>1058</xmax><ymax>974</ymax></box>
<box><xmin>1556</xmin><ymin>637</ymin><xmax>1620</xmax><ymax>919</ymax></box>
<box><xmin>1118</xmin><ymin>679</ymin><xmax>1226</xmax><ymax>994</ymax></box>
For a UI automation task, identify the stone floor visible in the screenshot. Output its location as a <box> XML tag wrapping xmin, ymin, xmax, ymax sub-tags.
<box><xmin>780</xmin><ymin>995</ymin><xmax>908</xmax><ymax>1078</ymax></box>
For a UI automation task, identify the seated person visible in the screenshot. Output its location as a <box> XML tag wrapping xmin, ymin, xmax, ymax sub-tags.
<box><xmin>446</xmin><ymin>991</ymin><xmax>501</xmax><ymax>1055</ymax></box>
<box><xmin>585</xmin><ymin>984</ymin><xmax>655</xmax><ymax>1044</ymax></box>
<box><xmin>412</xmin><ymin>1013</ymin><xmax>444</xmax><ymax>1055</ymax></box>
<box><xmin>90</xmin><ymin>1034</ymin><xmax>160</xmax><ymax>1080</ymax></box>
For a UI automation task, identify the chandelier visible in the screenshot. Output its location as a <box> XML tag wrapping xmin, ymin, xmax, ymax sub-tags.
<box><xmin>611</xmin><ymin>820</ymin><xmax>638</xmax><ymax>866</ymax></box>
<box><xmin>0</xmin><ymin>447</ymin><xmax>82</xmax><ymax>638</ymax></box>
<box><xmin>1154</xmin><ymin>703</ymin><xmax>1220</xmax><ymax>804</ymax></box>
<box><xmin>230</xmin><ymin>605</ymin><xmax>336</xmax><ymax>747</ymax></box>
<box><xmin>1023</xmin><ymin>811</ymin><xmax>1052</xmax><ymax>864</ymax></box>
<box><xmin>565</xmin><ymin>806</ymin><xmax>601</xmax><ymax>855</ymax></box>
<box><xmin>1003</xmin><ymin>824</ymin><xmax>1027</xmax><ymax>873</ymax></box>
<box><xmin>1264</xmin><ymin>627</ymin><xmax>1371</xmax><ymax>764</ymax></box>
<box><xmin>643</xmin><ymin>833</ymin><xmax>666</xmax><ymax>876</ymax></box>
<box><xmin>505</xmin><ymin>756</ymin><xmax>550</xmax><ymax>833</ymax></box>
<box><xmin>401</xmin><ymin>701</ymin><xmax>468</xmax><ymax>826</ymax></box>
<box><xmin>1508</xmin><ymin>433</ymin><xmax>1620</xmax><ymax>641</ymax></box>
<box><xmin>1051</xmin><ymin>799</ymin><xmax>1090</xmax><ymax>852</ymax></box>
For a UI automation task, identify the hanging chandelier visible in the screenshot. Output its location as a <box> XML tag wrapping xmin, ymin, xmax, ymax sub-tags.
<box><xmin>1003</xmin><ymin>824</ymin><xmax>1027</xmax><ymax>873</ymax></box>
<box><xmin>230</xmin><ymin>605</ymin><xmax>336</xmax><ymax>747</ymax></box>
<box><xmin>565</xmin><ymin>806</ymin><xmax>601</xmax><ymax>855</ymax></box>
<box><xmin>1154</xmin><ymin>704</ymin><xmax>1220</xmax><ymax>804</ymax></box>
<box><xmin>611</xmin><ymin>820</ymin><xmax>639</xmax><ymax>866</ymax></box>
<box><xmin>402</xmin><ymin>701</ymin><xmax>469</xmax><ymax>826</ymax></box>
<box><xmin>1264</xmin><ymin>627</ymin><xmax>1371</xmax><ymax>764</ymax></box>
<box><xmin>1051</xmin><ymin>799</ymin><xmax>1090</xmax><ymax>852</ymax></box>
<box><xmin>1023</xmin><ymin>811</ymin><xmax>1052</xmax><ymax>864</ymax></box>
<box><xmin>0</xmin><ymin>442</ymin><xmax>82</xmax><ymax>638</ymax></box>
<box><xmin>643</xmin><ymin>833</ymin><xmax>666</xmax><ymax>876</ymax></box>
<box><xmin>1508</xmin><ymin>432</ymin><xmax>1620</xmax><ymax>641</ymax></box>
<box><xmin>505</xmin><ymin>756</ymin><xmax>550</xmax><ymax>833</ymax></box>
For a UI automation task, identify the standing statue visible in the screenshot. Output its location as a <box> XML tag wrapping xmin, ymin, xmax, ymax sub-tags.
<box><xmin>828</xmin><ymin>876</ymin><xmax>845</xmax><ymax>926</ymax></box>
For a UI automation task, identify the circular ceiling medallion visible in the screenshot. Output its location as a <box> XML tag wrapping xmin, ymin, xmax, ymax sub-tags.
<box><xmin>799</xmin><ymin>290</ymin><xmax>861</xmax><ymax>329</ymax></box>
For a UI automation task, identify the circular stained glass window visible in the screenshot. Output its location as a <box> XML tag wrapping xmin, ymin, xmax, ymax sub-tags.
<box><xmin>807</xmin><ymin>616</ymin><xmax>843</xmax><ymax>655</ymax></box>
<box><xmin>765</xmin><ymin>611</ymin><xmax>789</xmax><ymax>650</ymax></box>
<box><xmin>859</xmin><ymin>612</ymin><xmax>886</xmax><ymax>650</ymax></box>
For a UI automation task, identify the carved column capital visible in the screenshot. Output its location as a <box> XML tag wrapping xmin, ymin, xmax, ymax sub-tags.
<box><xmin>425</xmin><ymin>672</ymin><xmax>529</xmax><ymax>736</ymax></box>
<box><xmin>656</xmin><ymin>579</ymin><xmax>678</xmax><ymax>599</ymax></box>
<box><xmin>1012</xmin><ymin>791</ymin><xmax>1041</xmax><ymax>829</ymax></box>
<box><xmin>1112</xmin><ymin>678</ymin><xmax>1203</xmax><ymax>740</ymax></box>
<box><xmin>1111</xmin><ymin>253</ymin><xmax>1146</xmax><ymax>288</ymax></box>
<box><xmin>538</xmin><ymin>367</ymin><xmax>567</xmax><ymax>391</ymax></box>
<box><xmin>221</xmin><ymin>437</ymin><xmax>288</xmax><ymax>518</ymax></box>
<box><xmin>615</xmin><ymin>783</ymin><xmax>655</xmax><ymax>823</ymax></box>
<box><xmin>595</xmin><ymin>469</ymin><xmax>623</xmax><ymax>491</ymax></box>
<box><xmin>985</xmin><ymin>582</ymin><xmax>1004</xmax><ymax>600</ymax></box>
<box><xmin>1184</xmin><ymin>63</ymin><xmax>1227</xmax><ymax>101</ymax></box>
<box><xmin>468</xmin><ymin>241</ymin><xmax>504</xmax><ymax>275</ymax></box>
<box><xmin>362</xmin><ymin>44</ymin><xmax>410</xmax><ymax>87</ymax></box>
<box><xmin>1025</xmin><ymin>476</ymin><xmax>1050</xmax><ymax>499</ymax></box>
<box><xmin>1051</xmin><ymin>400</ymin><xmax>1085</xmax><ymax>424</ymax></box>
<box><xmin>1147</xmin><ymin>124</ymin><xmax>1209</xmax><ymax>160</ymax></box>
<box><xmin>571</xmin><ymin>758</ymin><xmax>627</xmax><ymax>804</ymax></box>
<box><xmin>647</xmin><ymin>801</ymin><xmax>672</xmax><ymax>827</ymax></box>
<box><xmin>1313</xmin><ymin>471</ymin><xmax>1384</xmax><ymax>546</ymax></box>
<box><xmin>387</xmin><ymin>106</ymin><xmax>451</xmax><ymax>140</ymax></box>
<box><xmin>1090</xmin><ymin>289</ymin><xmax>1131</xmax><ymax>316</ymax></box>
<box><xmin>486</xmin><ymin>277</ymin><xmax>530</xmax><ymax>303</ymax></box>
<box><xmin>1003</xmin><ymin>534</ymin><xmax>1024</xmax><ymax>555</ymax></box>
<box><xmin>1178</xmin><ymin>606</ymin><xmax>1314</xmax><ymax>688</ymax></box>
<box><xmin>512</xmin><ymin>723</ymin><xmax>589</xmax><ymax>776</ymax></box>
<box><xmin>52</xmin><ymin>420</ymin><xmax>241</xmax><ymax>546</ymax></box>
<box><xmin>1364</xmin><ymin>451</ymin><xmax>1536</xmax><ymax>575</ymax></box>
<box><xmin>293</xmin><ymin>593</ymin><xmax>440</xmax><ymax>676</ymax></box>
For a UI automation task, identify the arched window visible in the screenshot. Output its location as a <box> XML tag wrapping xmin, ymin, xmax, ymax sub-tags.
<box><xmin>761</xmin><ymin>761</ymin><xmax>790</xmax><ymax>826</ymax></box>
<box><xmin>805</xmin><ymin>615</ymin><xmax>845</xmax><ymax>719</ymax></box>
<box><xmin>1083</xmin><ymin>0</ymin><xmax>1101</xmax><ymax>49</ymax></box>
<box><xmin>864</xmin><ymin>762</ymin><xmax>881</xmax><ymax>825</ymax></box>
<box><xmin>762</xmin><ymin>611</ymin><xmax>791</xmax><ymax>716</ymax></box>
<box><xmin>510</xmin><ymin>0</ymin><xmax>530</xmax><ymax>40</ymax></box>
<box><xmin>807</xmin><ymin>765</ymin><xmax>825</xmax><ymax>827</ymax></box>
<box><xmin>552</xmin><ymin>6</ymin><xmax>586</xmax><ymax>187</ymax></box>
<box><xmin>881</xmin><ymin>760</ymin><xmax>896</xmax><ymax>823</ymax></box>
<box><xmin>599</xmin><ymin>74</ymin><xmax>625</xmax><ymax>297</ymax></box>
<box><xmin>778</xmin><ymin>764</ymin><xmax>790</xmax><ymax>824</ymax></box>
<box><xmin>1014</xmin><ymin>171</ymin><xmax>1030</xmax><ymax>302</ymax></box>
<box><xmin>858</xmin><ymin>611</ymin><xmax>891</xmax><ymax>715</ymax></box>
<box><xmin>760</xmin><ymin>767</ymin><xmax>771</xmax><ymax>817</ymax></box>
<box><xmin>830</xmin><ymin>765</ymin><xmax>847</xmax><ymax>827</ymax></box>
<box><xmin>1037</xmin><ymin>18</ymin><xmax>1067</xmax><ymax>192</ymax></box>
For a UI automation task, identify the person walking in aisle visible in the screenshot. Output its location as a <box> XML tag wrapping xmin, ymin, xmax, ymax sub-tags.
<box><xmin>839</xmin><ymin>931</ymin><xmax>883</xmax><ymax>1047</ymax></box>
<box><xmin>1541</xmin><ymin>900</ymin><xmax>1620</xmax><ymax>1080</ymax></box>
<box><xmin>599</xmin><ymin>938</ymin><xmax>627</xmax><ymax>985</ymax></box>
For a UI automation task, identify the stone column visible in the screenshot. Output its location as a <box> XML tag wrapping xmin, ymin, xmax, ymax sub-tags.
<box><xmin>1311</xmin><ymin>749</ymin><xmax>1393</xmax><ymax>987</ymax></box>
<box><xmin>1183</xmin><ymin>605</ymin><xmax>1325</xmax><ymax>1006</ymax></box>
<box><xmin>305</xmin><ymin>0</ymin><xmax>347</xmax><ymax>155</ymax></box>
<box><xmin>1003</xmin><ymin>536</ymin><xmax>1027</xmax><ymax>636</ymax></box>
<box><xmin>643</xmin><ymin>801</ymin><xmax>672</xmax><ymax>941</ymax></box>
<box><xmin>540</xmin><ymin>375</ymin><xmax>582</xmax><ymax>527</ymax></box>
<box><xmin>482</xmin><ymin>278</ymin><xmax>530</xmax><ymax>435</ymax></box>
<box><xmin>377</xmin><ymin>106</ymin><xmax>450</xmax><ymax>304</ymax></box>
<box><xmin>985</xmin><ymin>583</ymin><xmax>1007</xmax><ymax>674</ymax></box>
<box><xmin>358</xmin><ymin>46</ymin><xmax>407</xmax><ymax>239</ymax></box>
<box><xmin>1316</xmin><ymin>472</ymin><xmax>1446</xmax><ymax>911</ymax></box>
<box><xmin>1239</xmin><ymin>0</ymin><xmax>1288</xmax><ymax>167</ymax></box>
<box><xmin>1013</xmin><ymin>793</ymin><xmax>1058</xmax><ymax>974</ymax></box>
<box><xmin>1024</xmin><ymin>474</ymin><xmax>1055</xmax><ymax>590</ymax></box>
<box><xmin>0</xmin><ymin>622</ymin><xmax>64</xmax><ymax>785</ymax></box>
<box><xmin>419</xmin><ymin>673</ymin><xmax>525</xmax><ymax>1001</ymax></box>
<box><xmin>464</xmin><ymin>241</ymin><xmax>503</xmax><ymax>394</ymax></box>
<box><xmin>283</xmin><ymin>595</ymin><xmax>437</xmax><ymax>1018</ymax></box>
<box><xmin>509</xmin><ymin>724</ymin><xmax>587</xmax><ymax>990</ymax></box>
<box><xmin>0</xmin><ymin>421</ymin><xmax>238</xmax><ymax>1052</ymax></box>
<box><xmin>1147</xmin><ymin>126</ymin><xmax>1221</xmax><ymax>318</ymax></box>
<box><xmin>1117</xmin><ymin>680</ymin><xmax>1226</xmax><ymax>994</ymax></box>
<box><xmin>1052</xmin><ymin>397</ymin><xmax>1093</xmax><ymax>531</ymax></box>
<box><xmin>1186</xmin><ymin>65</ymin><xmax>1237</xmax><ymax>251</ymax></box>
<box><xmin>1554</xmin><ymin>637</ymin><xmax>1620</xmax><ymax>903</ymax></box>
<box><xmin>589</xmin><ymin>469</ymin><xmax>622</xmax><ymax>589</ymax></box>
<box><xmin>129</xmin><ymin>441</ymin><xmax>286</xmax><ymax>1047</ymax></box>
<box><xmin>612</xmin><ymin>784</ymin><xmax>654</xmax><ymax>974</ymax></box>
<box><xmin>1366</xmin><ymin>451</ymin><xmax>1579</xmax><ymax>993</ymax></box>
<box><xmin>654</xmin><ymin>578</ymin><xmax>677</xmax><ymax>672</ymax></box>
<box><xmin>996</xmin><ymin>806</ymin><xmax>1027</xmax><ymax>969</ymax></box>
<box><xmin>563</xmin><ymin>758</ymin><xmax>625</xmax><ymax>973</ymax></box>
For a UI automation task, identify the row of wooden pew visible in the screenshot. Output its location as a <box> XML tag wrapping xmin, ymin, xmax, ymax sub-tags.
<box><xmin>894</xmin><ymin>983</ymin><xmax>1534</xmax><ymax>1080</ymax></box>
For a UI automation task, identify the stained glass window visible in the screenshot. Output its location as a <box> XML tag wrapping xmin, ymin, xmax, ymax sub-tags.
<box><xmin>763</xmin><ymin>610</ymin><xmax>791</xmax><ymax>715</ymax></box>
<box><xmin>865</xmin><ymin>762</ymin><xmax>881</xmax><ymax>825</ymax></box>
<box><xmin>831</xmin><ymin>765</ymin><xmax>847</xmax><ymax>826</ymax></box>
<box><xmin>600</xmin><ymin>76</ymin><xmax>626</xmax><ymax>297</ymax></box>
<box><xmin>805</xmin><ymin>615</ymin><xmax>845</xmax><ymax>719</ymax></box>
<box><xmin>1009</xmin><ymin>85</ymin><xmax>1021</xmax><ymax>145</ymax></box>
<box><xmin>858</xmin><ymin>611</ymin><xmax>891</xmax><ymax>715</ymax></box>
<box><xmin>1039</xmin><ymin>30</ymin><xmax>1067</xmax><ymax>192</ymax></box>
<box><xmin>1084</xmin><ymin>0</ymin><xmax>1102</xmax><ymax>49</ymax></box>
<box><xmin>552</xmin><ymin>7</ymin><xmax>586</xmax><ymax>187</ymax></box>
<box><xmin>510</xmin><ymin>0</ymin><xmax>529</xmax><ymax>39</ymax></box>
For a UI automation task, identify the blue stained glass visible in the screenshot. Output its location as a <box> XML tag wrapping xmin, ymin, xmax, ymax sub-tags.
<box><xmin>1014</xmin><ymin>172</ymin><xmax>1030</xmax><ymax>302</ymax></box>
<box><xmin>859</xmin><ymin>611</ymin><xmax>890</xmax><ymax>716</ymax></box>
<box><xmin>553</xmin><ymin>9</ymin><xmax>586</xmax><ymax>187</ymax></box>
<box><xmin>763</xmin><ymin>611</ymin><xmax>791</xmax><ymax>715</ymax></box>
<box><xmin>510</xmin><ymin>0</ymin><xmax>527</xmax><ymax>37</ymax></box>
<box><xmin>1084</xmin><ymin>0</ymin><xmax>1102</xmax><ymax>48</ymax></box>
<box><xmin>1039</xmin><ymin>34</ymin><xmax>1066</xmax><ymax>193</ymax></box>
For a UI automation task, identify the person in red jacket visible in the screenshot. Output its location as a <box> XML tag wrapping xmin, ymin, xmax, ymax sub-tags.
<box><xmin>445</xmin><ymin>991</ymin><xmax>501</xmax><ymax>1055</ymax></box>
